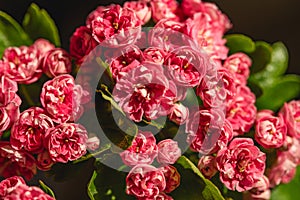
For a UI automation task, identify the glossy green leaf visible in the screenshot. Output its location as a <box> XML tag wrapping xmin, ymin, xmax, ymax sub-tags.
<box><xmin>87</xmin><ymin>162</ymin><xmax>134</xmax><ymax>200</ymax></box>
<box><xmin>256</xmin><ymin>75</ymin><xmax>300</xmax><ymax>111</ymax></box>
<box><xmin>225</xmin><ymin>34</ymin><xmax>255</xmax><ymax>55</ymax></box>
<box><xmin>39</xmin><ymin>180</ymin><xmax>56</xmax><ymax>198</ymax></box>
<box><xmin>271</xmin><ymin>166</ymin><xmax>300</xmax><ymax>200</ymax></box>
<box><xmin>249</xmin><ymin>41</ymin><xmax>272</xmax><ymax>74</ymax></box>
<box><xmin>250</xmin><ymin>42</ymin><xmax>289</xmax><ymax>82</ymax></box>
<box><xmin>0</xmin><ymin>11</ymin><xmax>32</xmax><ymax>57</ymax></box>
<box><xmin>172</xmin><ymin>156</ymin><xmax>225</xmax><ymax>200</ymax></box>
<box><xmin>22</xmin><ymin>3</ymin><xmax>60</xmax><ymax>46</ymax></box>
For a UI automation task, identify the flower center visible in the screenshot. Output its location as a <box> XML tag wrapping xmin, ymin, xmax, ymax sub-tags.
<box><xmin>113</xmin><ymin>22</ymin><xmax>119</xmax><ymax>30</ymax></box>
<box><xmin>237</xmin><ymin>160</ymin><xmax>248</xmax><ymax>172</ymax></box>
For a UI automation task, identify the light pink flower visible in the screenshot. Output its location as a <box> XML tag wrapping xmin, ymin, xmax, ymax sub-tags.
<box><xmin>157</xmin><ymin>139</ymin><xmax>181</xmax><ymax>165</ymax></box>
<box><xmin>36</xmin><ymin>150</ymin><xmax>55</xmax><ymax>171</ymax></box>
<box><xmin>113</xmin><ymin>64</ymin><xmax>176</xmax><ymax>122</ymax></box>
<box><xmin>168</xmin><ymin>103</ymin><xmax>189</xmax><ymax>125</ymax></box>
<box><xmin>223</xmin><ymin>53</ymin><xmax>252</xmax><ymax>85</ymax></box>
<box><xmin>41</xmin><ymin>48</ymin><xmax>72</xmax><ymax>78</ymax></box>
<box><xmin>2</xmin><ymin>46</ymin><xmax>42</xmax><ymax>84</ymax></box>
<box><xmin>91</xmin><ymin>5</ymin><xmax>141</xmax><ymax>47</ymax></box>
<box><xmin>126</xmin><ymin>164</ymin><xmax>166</xmax><ymax>199</ymax></box>
<box><xmin>197</xmin><ymin>67</ymin><xmax>236</xmax><ymax>107</ymax></box>
<box><xmin>0</xmin><ymin>176</ymin><xmax>25</xmax><ymax>197</ymax></box>
<box><xmin>40</xmin><ymin>74</ymin><xmax>88</xmax><ymax>123</ymax></box>
<box><xmin>109</xmin><ymin>45</ymin><xmax>144</xmax><ymax>80</ymax></box>
<box><xmin>143</xmin><ymin>47</ymin><xmax>167</xmax><ymax>65</ymax></box>
<box><xmin>0</xmin><ymin>142</ymin><xmax>37</xmax><ymax>181</ymax></box>
<box><xmin>186</xmin><ymin>108</ymin><xmax>233</xmax><ymax>154</ymax></box>
<box><xmin>120</xmin><ymin>131</ymin><xmax>158</xmax><ymax>166</ymax></box>
<box><xmin>255</xmin><ymin>112</ymin><xmax>287</xmax><ymax>149</ymax></box>
<box><xmin>44</xmin><ymin>123</ymin><xmax>88</xmax><ymax>163</ymax></box>
<box><xmin>216</xmin><ymin>138</ymin><xmax>266</xmax><ymax>192</ymax></box>
<box><xmin>0</xmin><ymin>76</ymin><xmax>21</xmax><ymax>136</ymax></box>
<box><xmin>32</xmin><ymin>38</ymin><xmax>55</xmax><ymax>57</ymax></box>
<box><xmin>10</xmin><ymin>107</ymin><xmax>54</xmax><ymax>154</ymax></box>
<box><xmin>226</xmin><ymin>85</ymin><xmax>257</xmax><ymax>136</ymax></box>
<box><xmin>246</xmin><ymin>175</ymin><xmax>271</xmax><ymax>200</ymax></box>
<box><xmin>256</xmin><ymin>109</ymin><xmax>274</xmax><ymax>120</ymax></box>
<box><xmin>86</xmin><ymin>136</ymin><xmax>100</xmax><ymax>151</ymax></box>
<box><xmin>124</xmin><ymin>1</ymin><xmax>152</xmax><ymax>25</ymax></box>
<box><xmin>187</xmin><ymin>12</ymin><xmax>229</xmax><ymax>60</ymax></box>
<box><xmin>164</xmin><ymin>47</ymin><xmax>207</xmax><ymax>87</ymax></box>
<box><xmin>70</xmin><ymin>26</ymin><xmax>98</xmax><ymax>65</ymax></box>
<box><xmin>197</xmin><ymin>155</ymin><xmax>218</xmax><ymax>179</ymax></box>
<box><xmin>150</xmin><ymin>0</ymin><xmax>180</xmax><ymax>22</ymax></box>
<box><xmin>281</xmin><ymin>136</ymin><xmax>300</xmax><ymax>164</ymax></box>
<box><xmin>161</xmin><ymin>165</ymin><xmax>180</xmax><ymax>193</ymax></box>
<box><xmin>4</xmin><ymin>183</ymin><xmax>54</xmax><ymax>200</ymax></box>
<box><xmin>279</xmin><ymin>100</ymin><xmax>300</xmax><ymax>138</ymax></box>
<box><xmin>267</xmin><ymin>151</ymin><xmax>297</xmax><ymax>187</ymax></box>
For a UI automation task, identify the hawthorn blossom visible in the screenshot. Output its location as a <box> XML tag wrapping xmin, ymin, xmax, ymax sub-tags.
<box><xmin>126</xmin><ymin>164</ymin><xmax>166</xmax><ymax>199</ymax></box>
<box><xmin>157</xmin><ymin>139</ymin><xmax>181</xmax><ymax>165</ymax></box>
<box><xmin>124</xmin><ymin>1</ymin><xmax>152</xmax><ymax>25</ymax></box>
<box><xmin>246</xmin><ymin>175</ymin><xmax>271</xmax><ymax>200</ymax></box>
<box><xmin>216</xmin><ymin>138</ymin><xmax>266</xmax><ymax>192</ymax></box>
<box><xmin>197</xmin><ymin>155</ymin><xmax>218</xmax><ymax>179</ymax></box>
<box><xmin>150</xmin><ymin>0</ymin><xmax>180</xmax><ymax>22</ymax></box>
<box><xmin>10</xmin><ymin>107</ymin><xmax>54</xmax><ymax>154</ymax></box>
<box><xmin>168</xmin><ymin>103</ymin><xmax>189</xmax><ymax>125</ymax></box>
<box><xmin>161</xmin><ymin>165</ymin><xmax>180</xmax><ymax>193</ymax></box>
<box><xmin>32</xmin><ymin>38</ymin><xmax>55</xmax><ymax>56</ymax></box>
<box><xmin>143</xmin><ymin>47</ymin><xmax>167</xmax><ymax>65</ymax></box>
<box><xmin>255</xmin><ymin>111</ymin><xmax>287</xmax><ymax>149</ymax></box>
<box><xmin>120</xmin><ymin>131</ymin><xmax>158</xmax><ymax>166</ymax></box>
<box><xmin>0</xmin><ymin>176</ymin><xmax>25</xmax><ymax>197</ymax></box>
<box><xmin>279</xmin><ymin>100</ymin><xmax>300</xmax><ymax>138</ymax></box>
<box><xmin>2</xmin><ymin>46</ymin><xmax>42</xmax><ymax>84</ymax></box>
<box><xmin>36</xmin><ymin>150</ymin><xmax>55</xmax><ymax>171</ymax></box>
<box><xmin>44</xmin><ymin>123</ymin><xmax>88</xmax><ymax>163</ymax></box>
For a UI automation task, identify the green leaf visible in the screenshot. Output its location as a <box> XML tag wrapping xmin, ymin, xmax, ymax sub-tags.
<box><xmin>0</xmin><ymin>11</ymin><xmax>32</xmax><ymax>57</ymax></box>
<box><xmin>250</xmin><ymin>42</ymin><xmax>289</xmax><ymax>81</ymax></box>
<box><xmin>256</xmin><ymin>75</ymin><xmax>300</xmax><ymax>111</ymax></box>
<box><xmin>225</xmin><ymin>34</ymin><xmax>255</xmax><ymax>55</ymax></box>
<box><xmin>87</xmin><ymin>162</ymin><xmax>135</xmax><ymax>200</ymax></box>
<box><xmin>271</xmin><ymin>166</ymin><xmax>300</xmax><ymax>200</ymax></box>
<box><xmin>22</xmin><ymin>3</ymin><xmax>60</xmax><ymax>46</ymax></box>
<box><xmin>39</xmin><ymin>180</ymin><xmax>56</xmax><ymax>198</ymax></box>
<box><xmin>249</xmin><ymin>41</ymin><xmax>272</xmax><ymax>74</ymax></box>
<box><xmin>172</xmin><ymin>156</ymin><xmax>225</xmax><ymax>200</ymax></box>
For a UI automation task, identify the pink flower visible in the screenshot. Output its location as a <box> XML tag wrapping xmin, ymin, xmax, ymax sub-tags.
<box><xmin>0</xmin><ymin>176</ymin><xmax>25</xmax><ymax>197</ymax></box>
<box><xmin>267</xmin><ymin>151</ymin><xmax>297</xmax><ymax>187</ymax></box>
<box><xmin>186</xmin><ymin>108</ymin><xmax>233</xmax><ymax>154</ymax></box>
<box><xmin>120</xmin><ymin>131</ymin><xmax>158</xmax><ymax>166</ymax></box>
<box><xmin>91</xmin><ymin>5</ymin><xmax>141</xmax><ymax>47</ymax></box>
<box><xmin>197</xmin><ymin>155</ymin><xmax>218</xmax><ymax>179</ymax></box>
<box><xmin>124</xmin><ymin>1</ymin><xmax>152</xmax><ymax>25</ymax></box>
<box><xmin>32</xmin><ymin>38</ymin><xmax>55</xmax><ymax>57</ymax></box>
<box><xmin>4</xmin><ymin>183</ymin><xmax>54</xmax><ymax>200</ymax></box>
<box><xmin>143</xmin><ymin>47</ymin><xmax>167</xmax><ymax>65</ymax></box>
<box><xmin>86</xmin><ymin>5</ymin><xmax>113</xmax><ymax>26</ymax></box>
<box><xmin>109</xmin><ymin>45</ymin><xmax>144</xmax><ymax>80</ymax></box>
<box><xmin>197</xmin><ymin>67</ymin><xmax>236</xmax><ymax>107</ymax></box>
<box><xmin>2</xmin><ymin>46</ymin><xmax>42</xmax><ymax>84</ymax></box>
<box><xmin>113</xmin><ymin>64</ymin><xmax>176</xmax><ymax>122</ymax></box>
<box><xmin>181</xmin><ymin>0</ymin><xmax>202</xmax><ymax>17</ymax></box>
<box><xmin>41</xmin><ymin>48</ymin><xmax>72</xmax><ymax>78</ymax></box>
<box><xmin>150</xmin><ymin>0</ymin><xmax>180</xmax><ymax>22</ymax></box>
<box><xmin>40</xmin><ymin>74</ymin><xmax>88</xmax><ymax>123</ymax></box>
<box><xmin>161</xmin><ymin>165</ymin><xmax>180</xmax><ymax>193</ymax></box>
<box><xmin>223</xmin><ymin>53</ymin><xmax>252</xmax><ymax>85</ymax></box>
<box><xmin>126</xmin><ymin>164</ymin><xmax>166</xmax><ymax>199</ymax></box>
<box><xmin>164</xmin><ymin>47</ymin><xmax>207</xmax><ymax>87</ymax></box>
<box><xmin>187</xmin><ymin>12</ymin><xmax>228</xmax><ymax>60</ymax></box>
<box><xmin>246</xmin><ymin>175</ymin><xmax>271</xmax><ymax>200</ymax></box>
<box><xmin>70</xmin><ymin>26</ymin><xmax>98</xmax><ymax>65</ymax></box>
<box><xmin>256</xmin><ymin>109</ymin><xmax>274</xmax><ymax>120</ymax></box>
<box><xmin>44</xmin><ymin>123</ymin><xmax>88</xmax><ymax>163</ymax></box>
<box><xmin>168</xmin><ymin>103</ymin><xmax>189</xmax><ymax>125</ymax></box>
<box><xmin>279</xmin><ymin>100</ymin><xmax>300</xmax><ymax>138</ymax></box>
<box><xmin>0</xmin><ymin>76</ymin><xmax>21</xmax><ymax>136</ymax></box>
<box><xmin>281</xmin><ymin>136</ymin><xmax>300</xmax><ymax>164</ymax></box>
<box><xmin>0</xmin><ymin>142</ymin><xmax>37</xmax><ymax>180</ymax></box>
<box><xmin>216</xmin><ymin>138</ymin><xmax>266</xmax><ymax>192</ymax></box>
<box><xmin>226</xmin><ymin>85</ymin><xmax>257</xmax><ymax>136</ymax></box>
<box><xmin>86</xmin><ymin>136</ymin><xmax>100</xmax><ymax>151</ymax></box>
<box><xmin>36</xmin><ymin>150</ymin><xmax>55</xmax><ymax>171</ymax></box>
<box><xmin>255</xmin><ymin>111</ymin><xmax>287</xmax><ymax>149</ymax></box>
<box><xmin>157</xmin><ymin>139</ymin><xmax>181</xmax><ymax>165</ymax></box>
<box><xmin>10</xmin><ymin>107</ymin><xmax>54</xmax><ymax>154</ymax></box>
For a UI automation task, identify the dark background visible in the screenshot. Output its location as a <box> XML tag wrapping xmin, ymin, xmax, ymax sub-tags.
<box><xmin>0</xmin><ymin>0</ymin><xmax>300</xmax><ymax>199</ymax></box>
